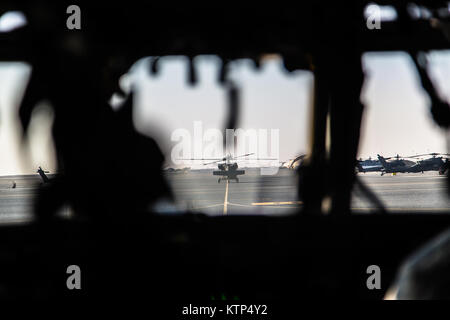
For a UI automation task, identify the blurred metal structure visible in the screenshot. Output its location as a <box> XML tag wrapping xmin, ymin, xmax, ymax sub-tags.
<box><xmin>0</xmin><ymin>2</ymin><xmax>449</xmax><ymax>215</ymax></box>
<box><xmin>0</xmin><ymin>1</ymin><xmax>449</xmax><ymax>303</ymax></box>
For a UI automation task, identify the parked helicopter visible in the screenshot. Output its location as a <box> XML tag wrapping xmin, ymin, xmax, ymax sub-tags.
<box><xmin>37</xmin><ymin>166</ymin><xmax>50</xmax><ymax>183</ymax></box>
<box><xmin>377</xmin><ymin>153</ymin><xmax>450</xmax><ymax>176</ymax></box>
<box><xmin>377</xmin><ymin>154</ymin><xmax>421</xmax><ymax>175</ymax></box>
<box><xmin>180</xmin><ymin>153</ymin><xmax>276</xmax><ymax>183</ymax></box>
<box><xmin>441</xmin><ymin>158</ymin><xmax>450</xmax><ymax>175</ymax></box>
<box><xmin>356</xmin><ymin>157</ymin><xmax>383</xmax><ymax>173</ymax></box>
<box><xmin>407</xmin><ymin>153</ymin><xmax>450</xmax><ymax>174</ymax></box>
<box><xmin>205</xmin><ymin>153</ymin><xmax>253</xmax><ymax>183</ymax></box>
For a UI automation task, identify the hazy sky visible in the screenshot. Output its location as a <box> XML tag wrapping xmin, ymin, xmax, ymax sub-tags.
<box><xmin>0</xmin><ymin>52</ymin><xmax>449</xmax><ymax>175</ymax></box>
<box><xmin>130</xmin><ymin>56</ymin><xmax>312</xmax><ymax>168</ymax></box>
<box><xmin>360</xmin><ymin>51</ymin><xmax>449</xmax><ymax>158</ymax></box>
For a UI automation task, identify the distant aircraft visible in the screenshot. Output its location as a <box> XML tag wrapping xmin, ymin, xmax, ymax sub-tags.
<box><xmin>356</xmin><ymin>157</ymin><xmax>383</xmax><ymax>173</ymax></box>
<box><xmin>440</xmin><ymin>158</ymin><xmax>450</xmax><ymax>175</ymax></box>
<box><xmin>377</xmin><ymin>153</ymin><xmax>450</xmax><ymax>176</ymax></box>
<box><xmin>165</xmin><ymin>167</ymin><xmax>191</xmax><ymax>174</ymax></box>
<box><xmin>407</xmin><ymin>153</ymin><xmax>450</xmax><ymax>174</ymax></box>
<box><xmin>288</xmin><ymin>155</ymin><xmax>307</xmax><ymax>169</ymax></box>
<box><xmin>279</xmin><ymin>155</ymin><xmax>307</xmax><ymax>170</ymax></box>
<box><xmin>37</xmin><ymin>166</ymin><xmax>50</xmax><ymax>183</ymax></box>
<box><xmin>205</xmin><ymin>153</ymin><xmax>252</xmax><ymax>183</ymax></box>
<box><xmin>377</xmin><ymin>154</ymin><xmax>420</xmax><ymax>175</ymax></box>
<box><xmin>180</xmin><ymin>153</ymin><xmax>276</xmax><ymax>183</ymax></box>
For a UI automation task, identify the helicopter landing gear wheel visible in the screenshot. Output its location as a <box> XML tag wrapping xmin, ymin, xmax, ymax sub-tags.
<box><xmin>218</xmin><ymin>178</ymin><xmax>221</xmax><ymax>183</ymax></box>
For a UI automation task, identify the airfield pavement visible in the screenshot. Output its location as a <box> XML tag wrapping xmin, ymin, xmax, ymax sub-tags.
<box><xmin>0</xmin><ymin>169</ymin><xmax>449</xmax><ymax>223</ymax></box>
<box><xmin>167</xmin><ymin>169</ymin><xmax>450</xmax><ymax>215</ymax></box>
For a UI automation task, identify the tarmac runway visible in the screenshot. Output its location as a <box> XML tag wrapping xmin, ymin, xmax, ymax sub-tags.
<box><xmin>0</xmin><ymin>169</ymin><xmax>449</xmax><ymax>223</ymax></box>
<box><xmin>0</xmin><ymin>174</ymin><xmax>40</xmax><ymax>223</ymax></box>
<box><xmin>166</xmin><ymin>168</ymin><xmax>299</xmax><ymax>216</ymax></box>
<box><xmin>168</xmin><ymin>169</ymin><xmax>450</xmax><ymax>215</ymax></box>
<box><xmin>352</xmin><ymin>171</ymin><xmax>450</xmax><ymax>213</ymax></box>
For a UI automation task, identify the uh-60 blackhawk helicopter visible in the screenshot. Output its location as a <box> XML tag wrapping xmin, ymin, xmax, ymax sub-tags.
<box><xmin>181</xmin><ymin>153</ymin><xmax>277</xmax><ymax>183</ymax></box>
<box><xmin>377</xmin><ymin>153</ymin><xmax>450</xmax><ymax>176</ymax></box>
<box><xmin>408</xmin><ymin>153</ymin><xmax>450</xmax><ymax>175</ymax></box>
<box><xmin>37</xmin><ymin>166</ymin><xmax>50</xmax><ymax>183</ymax></box>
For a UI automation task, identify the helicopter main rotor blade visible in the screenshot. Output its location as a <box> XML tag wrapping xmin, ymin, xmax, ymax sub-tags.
<box><xmin>232</xmin><ymin>153</ymin><xmax>255</xmax><ymax>159</ymax></box>
<box><xmin>406</xmin><ymin>152</ymin><xmax>450</xmax><ymax>158</ymax></box>
<box><xmin>407</xmin><ymin>154</ymin><xmax>429</xmax><ymax>158</ymax></box>
<box><xmin>424</xmin><ymin>152</ymin><xmax>450</xmax><ymax>157</ymax></box>
<box><xmin>176</xmin><ymin>158</ymin><xmax>223</xmax><ymax>160</ymax></box>
<box><xmin>385</xmin><ymin>155</ymin><xmax>407</xmax><ymax>160</ymax></box>
<box><xmin>230</xmin><ymin>153</ymin><xmax>280</xmax><ymax>161</ymax></box>
<box><xmin>231</xmin><ymin>158</ymin><xmax>279</xmax><ymax>161</ymax></box>
<box><xmin>203</xmin><ymin>160</ymin><xmax>222</xmax><ymax>165</ymax></box>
